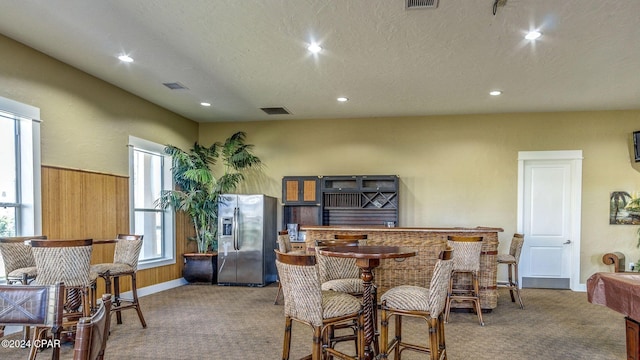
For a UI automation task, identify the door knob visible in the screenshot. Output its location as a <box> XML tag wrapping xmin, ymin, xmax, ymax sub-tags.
<box><xmin>563</xmin><ymin>240</ymin><xmax>571</xmax><ymax>245</ymax></box>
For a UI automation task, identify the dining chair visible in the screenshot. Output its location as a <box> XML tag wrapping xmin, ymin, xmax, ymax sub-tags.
<box><xmin>443</xmin><ymin>235</ymin><xmax>485</xmax><ymax>326</ymax></box>
<box><xmin>274</xmin><ymin>230</ymin><xmax>309</xmax><ymax>306</ymax></box>
<box><xmin>497</xmin><ymin>233</ymin><xmax>525</xmax><ymax>309</ymax></box>
<box><xmin>0</xmin><ymin>282</ymin><xmax>65</xmax><ymax>360</ymax></box>
<box><xmin>72</xmin><ymin>293</ymin><xmax>113</xmax><ymax>360</ymax></box>
<box><xmin>275</xmin><ymin>250</ymin><xmax>364</xmax><ymax>360</ymax></box>
<box><xmin>0</xmin><ymin>235</ymin><xmax>47</xmax><ymax>341</ymax></box>
<box><xmin>379</xmin><ymin>248</ymin><xmax>454</xmax><ymax>360</ymax></box>
<box><xmin>274</xmin><ymin>230</ymin><xmax>290</xmax><ymax>305</ymax></box>
<box><xmin>0</xmin><ymin>235</ymin><xmax>47</xmax><ymax>284</ymax></box>
<box><xmin>31</xmin><ymin>237</ymin><xmax>95</xmax><ymax>349</ymax></box>
<box><xmin>315</xmin><ymin>235</ymin><xmax>371</xmax><ymax>352</ymax></box>
<box><xmin>315</xmin><ymin>236</ymin><xmax>364</xmax><ymax>295</ymax></box>
<box><xmin>90</xmin><ymin>234</ymin><xmax>146</xmax><ymax>328</ymax></box>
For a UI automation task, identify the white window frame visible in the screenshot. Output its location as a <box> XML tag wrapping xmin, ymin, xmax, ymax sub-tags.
<box><xmin>0</xmin><ymin>95</ymin><xmax>41</xmax><ymax>281</ymax></box>
<box><xmin>128</xmin><ymin>136</ymin><xmax>175</xmax><ymax>270</ymax></box>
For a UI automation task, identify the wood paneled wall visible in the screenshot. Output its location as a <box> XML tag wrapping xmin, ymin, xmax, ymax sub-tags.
<box><xmin>41</xmin><ymin>166</ymin><xmax>192</xmax><ymax>294</ymax></box>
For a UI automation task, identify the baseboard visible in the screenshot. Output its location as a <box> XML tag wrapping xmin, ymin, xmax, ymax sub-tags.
<box><xmin>119</xmin><ymin>277</ymin><xmax>188</xmax><ymax>298</ymax></box>
<box><xmin>4</xmin><ymin>278</ymin><xmax>189</xmax><ymax>336</ymax></box>
<box><xmin>522</xmin><ymin>277</ymin><xmax>570</xmax><ymax>289</ymax></box>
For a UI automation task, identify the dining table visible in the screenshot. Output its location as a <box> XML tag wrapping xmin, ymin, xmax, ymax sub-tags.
<box><xmin>317</xmin><ymin>245</ymin><xmax>417</xmax><ymax>360</ymax></box>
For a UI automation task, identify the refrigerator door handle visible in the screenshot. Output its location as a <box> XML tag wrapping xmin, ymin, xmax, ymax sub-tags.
<box><xmin>233</xmin><ymin>207</ymin><xmax>239</xmax><ymax>250</ymax></box>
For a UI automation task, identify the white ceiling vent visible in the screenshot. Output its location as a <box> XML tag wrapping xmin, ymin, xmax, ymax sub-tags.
<box><xmin>406</xmin><ymin>0</ymin><xmax>439</xmax><ymax>9</ymax></box>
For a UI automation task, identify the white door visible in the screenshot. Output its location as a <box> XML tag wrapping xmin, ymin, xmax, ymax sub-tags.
<box><xmin>517</xmin><ymin>151</ymin><xmax>582</xmax><ymax>290</ymax></box>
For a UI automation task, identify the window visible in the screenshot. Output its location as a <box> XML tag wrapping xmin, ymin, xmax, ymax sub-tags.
<box><xmin>0</xmin><ymin>116</ymin><xmax>17</xmax><ymax>237</ymax></box>
<box><xmin>0</xmin><ymin>96</ymin><xmax>41</xmax><ymax>280</ymax></box>
<box><xmin>129</xmin><ymin>136</ymin><xmax>174</xmax><ymax>269</ymax></box>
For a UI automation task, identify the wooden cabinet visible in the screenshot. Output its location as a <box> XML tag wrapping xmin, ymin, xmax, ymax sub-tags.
<box><xmin>322</xmin><ymin>176</ymin><xmax>358</xmax><ymax>191</ymax></box>
<box><xmin>282</xmin><ymin>176</ymin><xmax>321</xmax><ymax>228</ymax></box>
<box><xmin>283</xmin><ymin>176</ymin><xmax>320</xmax><ymax>205</ymax></box>
<box><xmin>322</xmin><ymin>175</ymin><xmax>398</xmax><ymax>226</ymax></box>
<box><xmin>283</xmin><ymin>175</ymin><xmax>399</xmax><ymax>228</ymax></box>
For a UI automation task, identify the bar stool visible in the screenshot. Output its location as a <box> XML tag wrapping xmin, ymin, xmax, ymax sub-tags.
<box><xmin>31</xmin><ymin>239</ymin><xmax>93</xmax><ymax>317</ymax></box>
<box><xmin>0</xmin><ymin>235</ymin><xmax>47</xmax><ymax>284</ymax></box>
<box><xmin>0</xmin><ymin>235</ymin><xmax>47</xmax><ymax>341</ymax></box>
<box><xmin>31</xmin><ymin>238</ymin><xmax>94</xmax><ymax>357</ymax></box>
<box><xmin>497</xmin><ymin>233</ymin><xmax>525</xmax><ymax>309</ymax></box>
<box><xmin>90</xmin><ymin>234</ymin><xmax>146</xmax><ymax>328</ymax></box>
<box><xmin>380</xmin><ymin>248</ymin><xmax>454</xmax><ymax>360</ymax></box>
<box><xmin>444</xmin><ymin>235</ymin><xmax>485</xmax><ymax>326</ymax></box>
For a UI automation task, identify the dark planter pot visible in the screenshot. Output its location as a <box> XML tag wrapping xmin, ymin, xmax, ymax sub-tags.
<box><xmin>183</xmin><ymin>252</ymin><xmax>218</xmax><ymax>284</ymax></box>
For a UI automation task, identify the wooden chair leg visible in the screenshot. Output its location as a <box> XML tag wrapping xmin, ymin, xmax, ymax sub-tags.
<box><xmin>358</xmin><ymin>312</ymin><xmax>365</xmax><ymax>360</ymax></box>
<box><xmin>312</xmin><ymin>326</ymin><xmax>322</xmax><ymax>360</ymax></box>
<box><xmin>473</xmin><ymin>273</ymin><xmax>484</xmax><ymax>326</ymax></box>
<box><xmin>113</xmin><ymin>276</ymin><xmax>122</xmax><ymax>325</ymax></box>
<box><xmin>21</xmin><ymin>325</ymin><xmax>30</xmax><ymax>344</ymax></box>
<box><xmin>130</xmin><ymin>273</ymin><xmax>147</xmax><ymax>328</ymax></box>
<box><xmin>82</xmin><ymin>287</ymin><xmax>91</xmax><ymax>317</ymax></box>
<box><xmin>104</xmin><ymin>274</ymin><xmax>112</xmax><ymax>294</ymax></box>
<box><xmin>438</xmin><ymin>313</ymin><xmax>447</xmax><ymax>360</ymax></box>
<box><xmin>274</xmin><ymin>282</ymin><xmax>283</xmax><ymax>305</ymax></box>
<box><xmin>283</xmin><ymin>317</ymin><xmax>292</xmax><ymax>360</ymax></box>
<box><xmin>380</xmin><ymin>308</ymin><xmax>389</xmax><ymax>358</ymax></box>
<box><xmin>514</xmin><ymin>264</ymin><xmax>524</xmax><ymax>309</ymax></box>
<box><xmin>28</xmin><ymin>326</ymin><xmax>48</xmax><ymax>360</ymax></box>
<box><xmin>444</xmin><ymin>277</ymin><xmax>453</xmax><ymax>323</ymax></box>
<box><xmin>428</xmin><ymin>317</ymin><xmax>439</xmax><ymax>360</ymax></box>
<box><xmin>508</xmin><ymin>263</ymin><xmax>516</xmax><ymax>303</ymax></box>
<box><xmin>394</xmin><ymin>315</ymin><xmax>402</xmax><ymax>359</ymax></box>
<box><xmin>372</xmin><ymin>286</ymin><xmax>379</xmax><ymax>356</ymax></box>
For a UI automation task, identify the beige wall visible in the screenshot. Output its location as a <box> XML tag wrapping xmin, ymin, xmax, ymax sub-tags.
<box><xmin>201</xmin><ymin>111</ymin><xmax>640</xmax><ymax>283</ymax></box>
<box><xmin>3</xmin><ymin>33</ymin><xmax>640</xmax><ymax>286</ymax></box>
<box><xmin>0</xmin><ymin>34</ymin><xmax>198</xmax><ymax>175</ymax></box>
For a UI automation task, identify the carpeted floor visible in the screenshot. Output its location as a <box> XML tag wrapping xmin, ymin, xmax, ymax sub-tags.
<box><xmin>0</xmin><ymin>284</ymin><xmax>626</xmax><ymax>359</ymax></box>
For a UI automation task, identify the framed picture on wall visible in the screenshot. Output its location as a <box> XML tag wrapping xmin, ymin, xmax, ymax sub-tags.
<box><xmin>610</xmin><ymin>191</ymin><xmax>640</xmax><ymax>225</ymax></box>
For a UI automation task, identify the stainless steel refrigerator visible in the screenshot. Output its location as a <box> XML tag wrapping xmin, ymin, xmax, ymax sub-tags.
<box><xmin>217</xmin><ymin>194</ymin><xmax>277</xmax><ymax>286</ymax></box>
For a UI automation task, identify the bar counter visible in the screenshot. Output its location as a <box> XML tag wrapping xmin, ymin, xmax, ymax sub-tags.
<box><xmin>302</xmin><ymin>225</ymin><xmax>504</xmax><ymax>309</ymax></box>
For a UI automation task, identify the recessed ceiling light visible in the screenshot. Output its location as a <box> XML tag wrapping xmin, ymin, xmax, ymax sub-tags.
<box><xmin>489</xmin><ymin>90</ymin><xmax>502</xmax><ymax>96</ymax></box>
<box><xmin>200</xmin><ymin>102</ymin><xmax>211</xmax><ymax>107</ymax></box>
<box><xmin>117</xmin><ymin>54</ymin><xmax>134</xmax><ymax>63</ymax></box>
<box><xmin>525</xmin><ymin>31</ymin><xmax>542</xmax><ymax>40</ymax></box>
<box><xmin>337</xmin><ymin>97</ymin><xmax>349</xmax><ymax>102</ymax></box>
<box><xmin>307</xmin><ymin>43</ymin><xmax>322</xmax><ymax>53</ymax></box>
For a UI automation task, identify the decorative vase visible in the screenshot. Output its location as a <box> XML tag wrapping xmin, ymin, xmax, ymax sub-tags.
<box><xmin>183</xmin><ymin>252</ymin><xmax>218</xmax><ymax>284</ymax></box>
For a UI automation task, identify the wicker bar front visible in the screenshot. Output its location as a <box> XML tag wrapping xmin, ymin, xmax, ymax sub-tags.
<box><xmin>303</xmin><ymin>226</ymin><xmax>502</xmax><ymax>309</ymax></box>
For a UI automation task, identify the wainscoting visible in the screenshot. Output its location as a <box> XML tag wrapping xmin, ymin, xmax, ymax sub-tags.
<box><xmin>41</xmin><ymin>165</ymin><xmax>193</xmax><ymax>295</ymax></box>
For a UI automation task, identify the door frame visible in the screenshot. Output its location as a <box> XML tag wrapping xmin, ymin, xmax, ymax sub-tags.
<box><xmin>517</xmin><ymin>150</ymin><xmax>584</xmax><ymax>291</ymax></box>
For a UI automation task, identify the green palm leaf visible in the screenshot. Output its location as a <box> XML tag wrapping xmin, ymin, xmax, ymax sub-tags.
<box><xmin>156</xmin><ymin>132</ymin><xmax>262</xmax><ymax>253</ymax></box>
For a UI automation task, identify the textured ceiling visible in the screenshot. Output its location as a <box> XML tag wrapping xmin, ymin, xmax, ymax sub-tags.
<box><xmin>0</xmin><ymin>0</ymin><xmax>638</xmax><ymax>122</ymax></box>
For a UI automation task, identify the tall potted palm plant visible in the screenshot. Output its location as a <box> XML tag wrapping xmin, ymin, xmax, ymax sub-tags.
<box><xmin>157</xmin><ymin>131</ymin><xmax>262</xmax><ymax>283</ymax></box>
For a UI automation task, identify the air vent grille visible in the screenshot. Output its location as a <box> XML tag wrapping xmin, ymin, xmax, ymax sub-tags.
<box><xmin>260</xmin><ymin>107</ymin><xmax>290</xmax><ymax>115</ymax></box>
<box><xmin>162</xmin><ymin>82</ymin><xmax>189</xmax><ymax>90</ymax></box>
<box><xmin>406</xmin><ymin>0</ymin><xmax>438</xmax><ymax>9</ymax></box>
